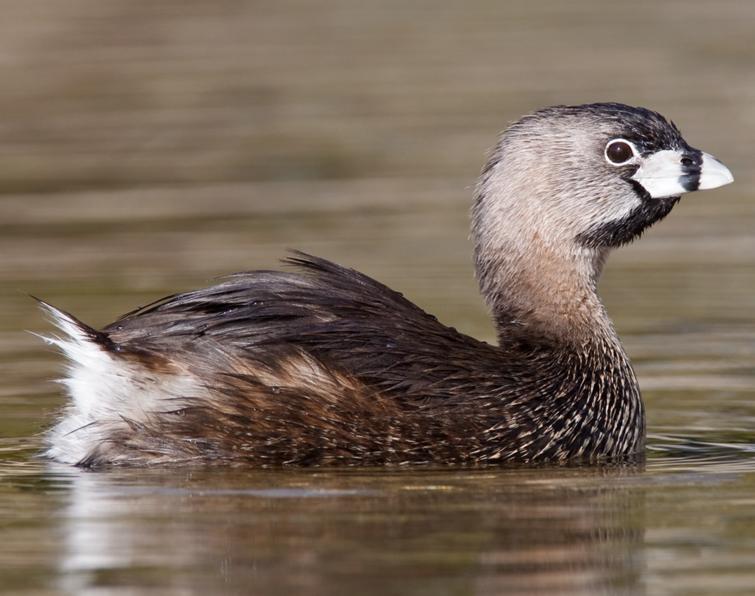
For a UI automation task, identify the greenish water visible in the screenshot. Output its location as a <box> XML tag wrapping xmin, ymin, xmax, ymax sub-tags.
<box><xmin>1</xmin><ymin>1</ymin><xmax>754</xmax><ymax>594</ymax></box>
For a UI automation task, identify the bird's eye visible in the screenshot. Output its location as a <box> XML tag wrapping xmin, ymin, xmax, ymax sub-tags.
<box><xmin>605</xmin><ymin>140</ymin><xmax>636</xmax><ymax>165</ymax></box>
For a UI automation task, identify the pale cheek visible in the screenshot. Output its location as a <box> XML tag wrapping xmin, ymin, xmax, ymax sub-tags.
<box><xmin>557</xmin><ymin>182</ymin><xmax>642</xmax><ymax>240</ymax></box>
<box><xmin>597</xmin><ymin>190</ymin><xmax>643</xmax><ymax>222</ymax></box>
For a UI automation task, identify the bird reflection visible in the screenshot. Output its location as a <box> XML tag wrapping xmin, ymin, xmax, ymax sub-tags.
<box><xmin>52</xmin><ymin>462</ymin><xmax>646</xmax><ymax>595</ymax></box>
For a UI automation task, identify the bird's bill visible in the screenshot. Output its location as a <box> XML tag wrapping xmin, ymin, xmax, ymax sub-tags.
<box><xmin>631</xmin><ymin>150</ymin><xmax>733</xmax><ymax>199</ymax></box>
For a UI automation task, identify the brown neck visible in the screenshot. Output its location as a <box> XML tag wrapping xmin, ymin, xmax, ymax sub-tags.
<box><xmin>475</xmin><ymin>238</ymin><xmax>615</xmax><ymax>347</ymax></box>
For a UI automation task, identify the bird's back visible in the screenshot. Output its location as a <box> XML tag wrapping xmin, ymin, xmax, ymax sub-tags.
<box><xmin>44</xmin><ymin>254</ymin><xmax>549</xmax><ymax>467</ymax></box>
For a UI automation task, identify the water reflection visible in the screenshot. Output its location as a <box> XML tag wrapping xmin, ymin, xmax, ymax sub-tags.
<box><xmin>49</xmin><ymin>464</ymin><xmax>647</xmax><ymax>595</ymax></box>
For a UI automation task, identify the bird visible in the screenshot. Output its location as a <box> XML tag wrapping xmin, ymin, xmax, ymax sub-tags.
<box><xmin>38</xmin><ymin>103</ymin><xmax>733</xmax><ymax>468</ymax></box>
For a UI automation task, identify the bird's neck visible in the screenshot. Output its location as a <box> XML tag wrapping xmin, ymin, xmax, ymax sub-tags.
<box><xmin>475</xmin><ymin>237</ymin><xmax>617</xmax><ymax>348</ymax></box>
<box><xmin>475</xmin><ymin>243</ymin><xmax>646</xmax><ymax>460</ymax></box>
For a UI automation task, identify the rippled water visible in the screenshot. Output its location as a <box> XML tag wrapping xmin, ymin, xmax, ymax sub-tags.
<box><xmin>1</xmin><ymin>1</ymin><xmax>754</xmax><ymax>594</ymax></box>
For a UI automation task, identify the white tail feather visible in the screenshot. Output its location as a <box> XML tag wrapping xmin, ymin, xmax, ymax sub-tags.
<box><xmin>37</xmin><ymin>300</ymin><xmax>202</xmax><ymax>465</ymax></box>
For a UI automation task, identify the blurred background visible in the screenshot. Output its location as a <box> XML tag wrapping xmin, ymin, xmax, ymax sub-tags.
<box><xmin>0</xmin><ymin>1</ymin><xmax>754</xmax><ymax>595</ymax></box>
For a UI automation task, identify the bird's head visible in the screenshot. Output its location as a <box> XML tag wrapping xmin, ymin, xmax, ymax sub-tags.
<box><xmin>474</xmin><ymin>102</ymin><xmax>732</xmax><ymax>264</ymax></box>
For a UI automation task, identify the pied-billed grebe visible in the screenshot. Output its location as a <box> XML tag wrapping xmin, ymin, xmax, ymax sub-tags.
<box><xmin>40</xmin><ymin>103</ymin><xmax>733</xmax><ymax>467</ymax></box>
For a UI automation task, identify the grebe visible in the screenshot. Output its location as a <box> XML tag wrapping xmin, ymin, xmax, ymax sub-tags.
<box><xmin>40</xmin><ymin>103</ymin><xmax>733</xmax><ymax>467</ymax></box>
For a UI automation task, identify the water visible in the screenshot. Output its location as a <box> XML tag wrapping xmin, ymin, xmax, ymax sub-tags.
<box><xmin>1</xmin><ymin>1</ymin><xmax>754</xmax><ymax>594</ymax></box>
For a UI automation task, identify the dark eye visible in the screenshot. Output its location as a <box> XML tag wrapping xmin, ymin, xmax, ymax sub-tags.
<box><xmin>605</xmin><ymin>140</ymin><xmax>635</xmax><ymax>164</ymax></box>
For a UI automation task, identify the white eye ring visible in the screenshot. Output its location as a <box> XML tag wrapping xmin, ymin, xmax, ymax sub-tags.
<box><xmin>604</xmin><ymin>139</ymin><xmax>638</xmax><ymax>165</ymax></box>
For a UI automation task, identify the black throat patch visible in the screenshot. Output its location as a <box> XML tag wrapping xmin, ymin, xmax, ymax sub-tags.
<box><xmin>576</xmin><ymin>185</ymin><xmax>680</xmax><ymax>249</ymax></box>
